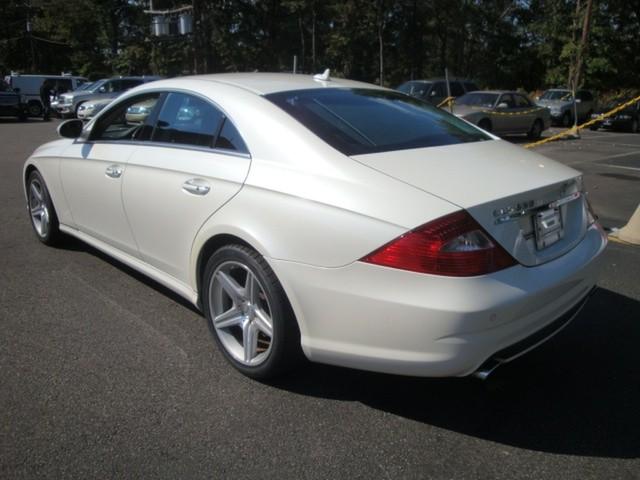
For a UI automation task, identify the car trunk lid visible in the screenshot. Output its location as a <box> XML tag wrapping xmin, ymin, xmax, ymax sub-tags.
<box><xmin>351</xmin><ymin>140</ymin><xmax>589</xmax><ymax>267</ymax></box>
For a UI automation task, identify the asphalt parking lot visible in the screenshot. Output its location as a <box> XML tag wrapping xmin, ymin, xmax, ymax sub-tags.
<box><xmin>1</xmin><ymin>120</ymin><xmax>639</xmax><ymax>479</ymax></box>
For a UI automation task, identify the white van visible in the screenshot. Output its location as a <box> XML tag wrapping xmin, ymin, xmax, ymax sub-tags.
<box><xmin>5</xmin><ymin>73</ymin><xmax>88</xmax><ymax>117</ymax></box>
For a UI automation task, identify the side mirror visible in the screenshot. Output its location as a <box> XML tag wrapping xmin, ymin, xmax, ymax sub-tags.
<box><xmin>497</xmin><ymin>102</ymin><xmax>509</xmax><ymax>109</ymax></box>
<box><xmin>57</xmin><ymin>119</ymin><xmax>84</xmax><ymax>139</ymax></box>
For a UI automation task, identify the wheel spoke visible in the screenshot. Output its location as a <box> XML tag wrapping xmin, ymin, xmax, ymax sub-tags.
<box><xmin>31</xmin><ymin>206</ymin><xmax>44</xmax><ymax>217</ymax></box>
<box><xmin>253</xmin><ymin>308</ymin><xmax>273</xmax><ymax>338</ymax></box>
<box><xmin>216</xmin><ymin>270</ymin><xmax>245</xmax><ymax>305</ymax></box>
<box><xmin>213</xmin><ymin>307</ymin><xmax>244</xmax><ymax>329</ymax></box>
<box><xmin>243</xmin><ymin>322</ymin><xmax>258</xmax><ymax>362</ymax></box>
<box><xmin>30</xmin><ymin>183</ymin><xmax>43</xmax><ymax>202</ymax></box>
<box><xmin>245</xmin><ymin>272</ymin><xmax>260</xmax><ymax>305</ymax></box>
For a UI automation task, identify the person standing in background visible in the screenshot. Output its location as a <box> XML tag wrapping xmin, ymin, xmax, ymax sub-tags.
<box><xmin>39</xmin><ymin>79</ymin><xmax>53</xmax><ymax>121</ymax></box>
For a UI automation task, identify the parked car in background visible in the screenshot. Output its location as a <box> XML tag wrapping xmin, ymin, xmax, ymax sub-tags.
<box><xmin>396</xmin><ymin>78</ymin><xmax>479</xmax><ymax>106</ymax></box>
<box><xmin>23</xmin><ymin>73</ymin><xmax>605</xmax><ymax>381</ymax></box>
<box><xmin>452</xmin><ymin>90</ymin><xmax>550</xmax><ymax>139</ymax></box>
<box><xmin>589</xmin><ymin>97</ymin><xmax>639</xmax><ymax>133</ymax></box>
<box><xmin>0</xmin><ymin>81</ymin><xmax>28</xmax><ymax>121</ymax></box>
<box><xmin>535</xmin><ymin>88</ymin><xmax>595</xmax><ymax>127</ymax></box>
<box><xmin>56</xmin><ymin>76</ymin><xmax>161</xmax><ymax>118</ymax></box>
<box><xmin>4</xmin><ymin>73</ymin><xmax>88</xmax><ymax>117</ymax></box>
<box><xmin>76</xmin><ymin>98</ymin><xmax>113</xmax><ymax>121</ymax></box>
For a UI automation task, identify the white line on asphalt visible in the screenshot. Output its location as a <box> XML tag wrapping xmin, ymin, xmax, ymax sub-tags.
<box><xmin>595</xmin><ymin>150</ymin><xmax>640</xmax><ymax>162</ymax></box>
<box><xmin>601</xmin><ymin>164</ymin><xmax>640</xmax><ymax>172</ymax></box>
<box><xmin>580</xmin><ymin>140</ymin><xmax>640</xmax><ymax>148</ymax></box>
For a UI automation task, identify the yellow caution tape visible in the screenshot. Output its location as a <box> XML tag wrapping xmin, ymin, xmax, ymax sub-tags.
<box><xmin>437</xmin><ymin>96</ymin><xmax>455</xmax><ymax>108</ymax></box>
<box><xmin>524</xmin><ymin>94</ymin><xmax>640</xmax><ymax>149</ymax></box>
<box><xmin>482</xmin><ymin>107</ymin><xmax>547</xmax><ymax>116</ymax></box>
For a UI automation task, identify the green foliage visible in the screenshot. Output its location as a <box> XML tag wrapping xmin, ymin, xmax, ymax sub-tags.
<box><xmin>1</xmin><ymin>0</ymin><xmax>638</xmax><ymax>94</ymax></box>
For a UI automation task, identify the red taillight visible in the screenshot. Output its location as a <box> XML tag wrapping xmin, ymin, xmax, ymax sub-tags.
<box><xmin>361</xmin><ymin>210</ymin><xmax>517</xmax><ymax>277</ymax></box>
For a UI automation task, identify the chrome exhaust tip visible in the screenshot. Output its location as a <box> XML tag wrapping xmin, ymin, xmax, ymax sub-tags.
<box><xmin>471</xmin><ymin>358</ymin><xmax>503</xmax><ymax>381</ymax></box>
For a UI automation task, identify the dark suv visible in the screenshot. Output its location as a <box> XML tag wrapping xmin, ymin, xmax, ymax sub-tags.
<box><xmin>396</xmin><ymin>78</ymin><xmax>479</xmax><ymax>106</ymax></box>
<box><xmin>0</xmin><ymin>81</ymin><xmax>27</xmax><ymax>121</ymax></box>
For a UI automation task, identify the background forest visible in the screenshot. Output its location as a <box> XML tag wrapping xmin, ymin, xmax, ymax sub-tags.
<box><xmin>1</xmin><ymin>0</ymin><xmax>638</xmax><ymax>92</ymax></box>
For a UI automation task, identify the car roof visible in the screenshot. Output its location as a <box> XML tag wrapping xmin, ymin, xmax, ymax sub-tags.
<box><xmin>170</xmin><ymin>73</ymin><xmax>386</xmax><ymax>95</ymax></box>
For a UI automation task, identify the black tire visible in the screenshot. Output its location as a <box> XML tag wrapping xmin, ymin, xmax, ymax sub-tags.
<box><xmin>589</xmin><ymin>124</ymin><xmax>599</xmax><ymax>131</ymax></box>
<box><xmin>527</xmin><ymin>119</ymin><xmax>543</xmax><ymax>140</ymax></box>
<box><xmin>561</xmin><ymin>111</ymin><xmax>571</xmax><ymax>128</ymax></box>
<box><xmin>478</xmin><ymin>119</ymin><xmax>492</xmax><ymax>132</ymax></box>
<box><xmin>74</xmin><ymin>102</ymin><xmax>84</xmax><ymax>118</ymax></box>
<box><xmin>631</xmin><ymin>118</ymin><xmax>639</xmax><ymax>134</ymax></box>
<box><xmin>26</xmin><ymin>170</ymin><xmax>63</xmax><ymax>246</ymax></box>
<box><xmin>27</xmin><ymin>101</ymin><xmax>42</xmax><ymax>117</ymax></box>
<box><xmin>202</xmin><ymin>244</ymin><xmax>302</xmax><ymax>379</ymax></box>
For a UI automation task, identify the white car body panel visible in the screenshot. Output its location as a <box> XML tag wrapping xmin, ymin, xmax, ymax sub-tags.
<box><xmin>123</xmin><ymin>145</ymin><xmax>250</xmax><ymax>282</ymax></box>
<box><xmin>23</xmin><ymin>73</ymin><xmax>607</xmax><ymax>377</ymax></box>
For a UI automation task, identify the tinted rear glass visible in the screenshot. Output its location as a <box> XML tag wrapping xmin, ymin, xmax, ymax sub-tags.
<box><xmin>266</xmin><ymin>88</ymin><xmax>489</xmax><ymax>156</ymax></box>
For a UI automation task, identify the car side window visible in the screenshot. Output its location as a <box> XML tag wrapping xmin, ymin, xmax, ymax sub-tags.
<box><xmin>152</xmin><ymin>92</ymin><xmax>224</xmax><ymax>148</ymax></box>
<box><xmin>449</xmin><ymin>82</ymin><xmax>464</xmax><ymax>97</ymax></box>
<box><xmin>90</xmin><ymin>93</ymin><xmax>161</xmax><ymax>142</ymax></box>
<box><xmin>498</xmin><ymin>94</ymin><xmax>516</xmax><ymax>108</ymax></box>
<box><xmin>514</xmin><ymin>94</ymin><xmax>532</xmax><ymax>108</ymax></box>
<box><xmin>215</xmin><ymin>118</ymin><xmax>249</xmax><ymax>154</ymax></box>
<box><xmin>121</xmin><ymin>79</ymin><xmax>143</xmax><ymax>91</ymax></box>
<box><xmin>431</xmin><ymin>82</ymin><xmax>447</xmax><ymax>98</ymax></box>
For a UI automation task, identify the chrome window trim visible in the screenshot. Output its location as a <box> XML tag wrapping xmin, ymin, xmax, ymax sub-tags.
<box><xmin>73</xmin><ymin>138</ymin><xmax>251</xmax><ymax>160</ymax></box>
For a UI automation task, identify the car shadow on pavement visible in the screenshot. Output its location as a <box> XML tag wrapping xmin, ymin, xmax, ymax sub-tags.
<box><xmin>270</xmin><ymin>287</ymin><xmax>640</xmax><ymax>459</ymax></box>
<box><xmin>56</xmin><ymin>235</ymin><xmax>201</xmax><ymax>314</ymax></box>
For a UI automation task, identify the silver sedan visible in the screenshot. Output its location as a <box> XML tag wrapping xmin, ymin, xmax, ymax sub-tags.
<box><xmin>452</xmin><ymin>91</ymin><xmax>551</xmax><ymax>139</ymax></box>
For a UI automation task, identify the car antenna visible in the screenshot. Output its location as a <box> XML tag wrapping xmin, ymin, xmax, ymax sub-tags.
<box><xmin>313</xmin><ymin>69</ymin><xmax>331</xmax><ymax>82</ymax></box>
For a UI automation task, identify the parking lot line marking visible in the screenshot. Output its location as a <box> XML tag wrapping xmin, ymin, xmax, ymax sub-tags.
<box><xmin>580</xmin><ymin>140</ymin><xmax>640</xmax><ymax>148</ymax></box>
<box><xmin>601</xmin><ymin>164</ymin><xmax>640</xmax><ymax>173</ymax></box>
<box><xmin>595</xmin><ymin>151</ymin><xmax>640</xmax><ymax>162</ymax></box>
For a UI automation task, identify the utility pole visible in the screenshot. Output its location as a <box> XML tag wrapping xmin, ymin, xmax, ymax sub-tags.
<box><xmin>572</xmin><ymin>0</ymin><xmax>594</xmax><ymax>91</ymax></box>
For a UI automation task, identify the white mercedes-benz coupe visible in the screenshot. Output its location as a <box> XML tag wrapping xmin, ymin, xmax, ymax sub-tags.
<box><xmin>23</xmin><ymin>73</ymin><xmax>607</xmax><ymax>380</ymax></box>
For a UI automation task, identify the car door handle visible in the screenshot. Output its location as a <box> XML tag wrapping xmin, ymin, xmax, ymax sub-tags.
<box><xmin>105</xmin><ymin>165</ymin><xmax>123</xmax><ymax>178</ymax></box>
<box><xmin>182</xmin><ymin>178</ymin><xmax>210</xmax><ymax>196</ymax></box>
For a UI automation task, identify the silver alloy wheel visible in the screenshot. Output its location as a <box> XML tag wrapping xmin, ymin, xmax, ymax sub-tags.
<box><xmin>28</xmin><ymin>179</ymin><xmax>50</xmax><ymax>238</ymax></box>
<box><xmin>209</xmin><ymin>260</ymin><xmax>274</xmax><ymax>366</ymax></box>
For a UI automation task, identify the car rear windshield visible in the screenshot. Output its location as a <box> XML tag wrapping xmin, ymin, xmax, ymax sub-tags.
<box><xmin>266</xmin><ymin>88</ymin><xmax>489</xmax><ymax>156</ymax></box>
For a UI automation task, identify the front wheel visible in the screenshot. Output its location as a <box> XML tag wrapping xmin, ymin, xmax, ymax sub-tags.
<box><xmin>27</xmin><ymin>170</ymin><xmax>62</xmax><ymax>246</ymax></box>
<box><xmin>631</xmin><ymin>119</ymin><xmax>639</xmax><ymax>134</ymax></box>
<box><xmin>202</xmin><ymin>244</ymin><xmax>302</xmax><ymax>379</ymax></box>
<box><xmin>561</xmin><ymin>111</ymin><xmax>572</xmax><ymax>128</ymax></box>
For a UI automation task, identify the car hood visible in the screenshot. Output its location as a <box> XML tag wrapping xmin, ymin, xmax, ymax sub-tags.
<box><xmin>351</xmin><ymin>140</ymin><xmax>587</xmax><ymax>266</ymax></box>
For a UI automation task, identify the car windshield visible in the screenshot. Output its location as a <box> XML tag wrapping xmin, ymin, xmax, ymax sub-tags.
<box><xmin>540</xmin><ymin>90</ymin><xmax>572</xmax><ymax>101</ymax></box>
<box><xmin>87</xmin><ymin>80</ymin><xmax>107</xmax><ymax>92</ymax></box>
<box><xmin>266</xmin><ymin>88</ymin><xmax>489</xmax><ymax>156</ymax></box>
<box><xmin>397</xmin><ymin>81</ymin><xmax>432</xmax><ymax>97</ymax></box>
<box><xmin>455</xmin><ymin>93</ymin><xmax>499</xmax><ymax>108</ymax></box>
<box><xmin>77</xmin><ymin>82</ymin><xmax>94</xmax><ymax>91</ymax></box>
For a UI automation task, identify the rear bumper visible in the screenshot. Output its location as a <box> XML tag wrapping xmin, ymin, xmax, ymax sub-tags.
<box><xmin>472</xmin><ymin>286</ymin><xmax>596</xmax><ymax>379</ymax></box>
<box><xmin>270</xmin><ymin>223</ymin><xmax>607</xmax><ymax>377</ymax></box>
